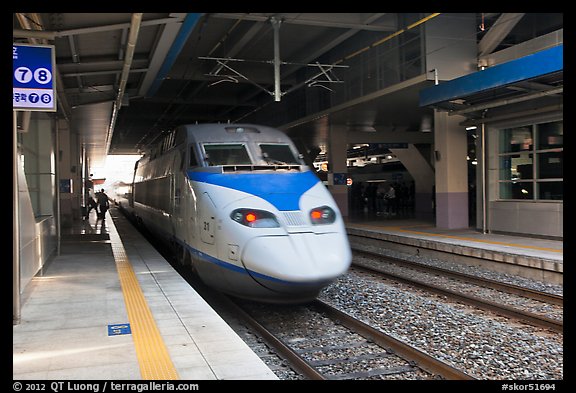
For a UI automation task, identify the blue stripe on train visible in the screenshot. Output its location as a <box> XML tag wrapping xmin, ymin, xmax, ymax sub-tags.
<box><xmin>182</xmin><ymin>241</ymin><xmax>328</xmax><ymax>287</ymax></box>
<box><xmin>187</xmin><ymin>170</ymin><xmax>320</xmax><ymax>211</ymax></box>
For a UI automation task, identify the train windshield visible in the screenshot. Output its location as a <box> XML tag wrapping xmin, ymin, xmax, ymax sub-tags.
<box><xmin>260</xmin><ymin>144</ymin><xmax>299</xmax><ymax>165</ymax></box>
<box><xmin>203</xmin><ymin>143</ymin><xmax>252</xmax><ymax>166</ymax></box>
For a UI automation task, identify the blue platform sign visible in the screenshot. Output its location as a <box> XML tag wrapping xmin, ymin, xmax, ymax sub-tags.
<box><xmin>333</xmin><ymin>173</ymin><xmax>347</xmax><ymax>185</ymax></box>
<box><xmin>108</xmin><ymin>323</ymin><xmax>132</xmax><ymax>336</ymax></box>
<box><xmin>13</xmin><ymin>43</ymin><xmax>57</xmax><ymax>111</ymax></box>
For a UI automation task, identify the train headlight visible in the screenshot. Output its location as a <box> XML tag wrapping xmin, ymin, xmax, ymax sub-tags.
<box><xmin>230</xmin><ymin>208</ymin><xmax>280</xmax><ymax>228</ymax></box>
<box><xmin>309</xmin><ymin>206</ymin><xmax>336</xmax><ymax>225</ymax></box>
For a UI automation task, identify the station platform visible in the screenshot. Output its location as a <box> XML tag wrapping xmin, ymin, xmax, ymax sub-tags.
<box><xmin>13</xmin><ymin>208</ymin><xmax>278</xmax><ymax>380</ymax></box>
<box><xmin>344</xmin><ymin>213</ymin><xmax>563</xmax><ymax>283</ymax></box>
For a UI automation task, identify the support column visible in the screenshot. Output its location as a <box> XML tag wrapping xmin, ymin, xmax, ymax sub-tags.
<box><xmin>13</xmin><ymin>110</ymin><xmax>20</xmax><ymax>325</ymax></box>
<box><xmin>434</xmin><ymin>111</ymin><xmax>469</xmax><ymax>229</ymax></box>
<box><xmin>57</xmin><ymin>121</ymin><xmax>76</xmax><ymax>226</ymax></box>
<box><xmin>327</xmin><ymin>124</ymin><xmax>349</xmax><ymax>216</ymax></box>
<box><xmin>390</xmin><ymin>144</ymin><xmax>435</xmax><ymax>221</ymax></box>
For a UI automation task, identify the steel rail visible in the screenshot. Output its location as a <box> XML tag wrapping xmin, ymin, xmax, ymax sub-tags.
<box><xmin>223</xmin><ymin>297</ymin><xmax>326</xmax><ymax>380</ymax></box>
<box><xmin>183</xmin><ymin>277</ymin><xmax>326</xmax><ymax>380</ymax></box>
<box><xmin>223</xmin><ymin>294</ymin><xmax>475</xmax><ymax>380</ymax></box>
<box><xmin>352</xmin><ymin>247</ymin><xmax>563</xmax><ymax>306</ymax></box>
<box><xmin>313</xmin><ymin>300</ymin><xmax>476</xmax><ymax>380</ymax></box>
<box><xmin>351</xmin><ymin>251</ymin><xmax>563</xmax><ymax>333</ymax></box>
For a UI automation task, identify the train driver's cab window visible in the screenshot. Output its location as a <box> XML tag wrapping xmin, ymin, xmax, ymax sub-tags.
<box><xmin>260</xmin><ymin>144</ymin><xmax>300</xmax><ymax>165</ymax></box>
<box><xmin>203</xmin><ymin>143</ymin><xmax>252</xmax><ymax>166</ymax></box>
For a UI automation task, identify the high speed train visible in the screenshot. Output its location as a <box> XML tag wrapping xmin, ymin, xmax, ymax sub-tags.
<box><xmin>121</xmin><ymin>123</ymin><xmax>351</xmax><ymax>303</ymax></box>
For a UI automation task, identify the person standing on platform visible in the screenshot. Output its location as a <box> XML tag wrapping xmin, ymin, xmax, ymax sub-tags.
<box><xmin>385</xmin><ymin>184</ymin><xmax>396</xmax><ymax>215</ymax></box>
<box><xmin>96</xmin><ymin>188</ymin><xmax>110</xmax><ymax>220</ymax></box>
<box><xmin>376</xmin><ymin>182</ymin><xmax>387</xmax><ymax>215</ymax></box>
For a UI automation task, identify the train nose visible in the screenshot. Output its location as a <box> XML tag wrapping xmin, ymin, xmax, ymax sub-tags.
<box><xmin>241</xmin><ymin>232</ymin><xmax>351</xmax><ymax>294</ymax></box>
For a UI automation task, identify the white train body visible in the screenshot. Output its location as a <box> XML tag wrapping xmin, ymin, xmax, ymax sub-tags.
<box><xmin>128</xmin><ymin>123</ymin><xmax>351</xmax><ymax>302</ymax></box>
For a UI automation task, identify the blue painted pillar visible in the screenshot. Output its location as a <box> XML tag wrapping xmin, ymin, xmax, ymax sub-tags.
<box><xmin>434</xmin><ymin>111</ymin><xmax>469</xmax><ymax>229</ymax></box>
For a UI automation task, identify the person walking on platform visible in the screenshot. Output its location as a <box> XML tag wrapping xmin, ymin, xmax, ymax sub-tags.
<box><xmin>86</xmin><ymin>188</ymin><xmax>98</xmax><ymax>218</ymax></box>
<box><xmin>96</xmin><ymin>188</ymin><xmax>110</xmax><ymax>220</ymax></box>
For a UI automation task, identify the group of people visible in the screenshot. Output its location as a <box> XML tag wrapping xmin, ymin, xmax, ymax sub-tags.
<box><xmin>86</xmin><ymin>188</ymin><xmax>110</xmax><ymax>220</ymax></box>
<box><xmin>350</xmin><ymin>180</ymin><xmax>415</xmax><ymax>216</ymax></box>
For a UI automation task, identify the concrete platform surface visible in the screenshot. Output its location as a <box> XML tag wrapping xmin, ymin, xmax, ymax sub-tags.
<box><xmin>13</xmin><ymin>208</ymin><xmax>278</xmax><ymax>380</ymax></box>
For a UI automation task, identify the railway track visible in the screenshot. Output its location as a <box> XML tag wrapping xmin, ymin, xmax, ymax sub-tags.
<box><xmin>223</xmin><ymin>297</ymin><xmax>475</xmax><ymax>380</ymax></box>
<box><xmin>176</xmin><ymin>266</ymin><xmax>475</xmax><ymax>380</ymax></box>
<box><xmin>351</xmin><ymin>248</ymin><xmax>563</xmax><ymax>333</ymax></box>
<box><xmin>346</xmin><ymin>231</ymin><xmax>563</xmax><ymax>285</ymax></box>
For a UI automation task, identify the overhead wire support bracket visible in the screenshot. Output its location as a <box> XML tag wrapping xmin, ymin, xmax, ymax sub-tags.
<box><xmin>199</xmin><ymin>56</ymin><xmax>349</xmax><ymax>100</ymax></box>
<box><xmin>206</xmin><ymin>74</ymin><xmax>239</xmax><ymax>86</ymax></box>
<box><xmin>306</xmin><ymin>62</ymin><xmax>345</xmax><ymax>92</ymax></box>
<box><xmin>209</xmin><ymin>58</ymin><xmax>273</xmax><ymax>96</ymax></box>
<box><xmin>199</xmin><ymin>56</ymin><xmax>349</xmax><ymax>70</ymax></box>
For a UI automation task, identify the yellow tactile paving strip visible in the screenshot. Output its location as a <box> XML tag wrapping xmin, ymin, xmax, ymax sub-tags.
<box><xmin>108</xmin><ymin>221</ymin><xmax>179</xmax><ymax>380</ymax></box>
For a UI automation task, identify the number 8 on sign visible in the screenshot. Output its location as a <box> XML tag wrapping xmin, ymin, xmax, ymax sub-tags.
<box><xmin>34</xmin><ymin>68</ymin><xmax>52</xmax><ymax>84</ymax></box>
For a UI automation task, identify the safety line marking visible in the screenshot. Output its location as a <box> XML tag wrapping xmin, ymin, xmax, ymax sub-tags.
<box><xmin>108</xmin><ymin>218</ymin><xmax>179</xmax><ymax>380</ymax></box>
<box><xmin>391</xmin><ymin>226</ymin><xmax>562</xmax><ymax>254</ymax></box>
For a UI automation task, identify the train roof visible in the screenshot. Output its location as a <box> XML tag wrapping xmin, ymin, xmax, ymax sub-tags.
<box><xmin>179</xmin><ymin>123</ymin><xmax>293</xmax><ymax>144</ymax></box>
<box><xmin>138</xmin><ymin>123</ymin><xmax>297</xmax><ymax>162</ymax></box>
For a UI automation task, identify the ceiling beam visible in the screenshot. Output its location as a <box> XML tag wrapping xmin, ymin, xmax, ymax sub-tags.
<box><xmin>142</xmin><ymin>96</ymin><xmax>258</xmax><ymax>107</ymax></box>
<box><xmin>13</xmin><ymin>16</ymin><xmax>185</xmax><ymax>40</ymax></box>
<box><xmin>72</xmin><ymin>16</ymin><xmax>180</xmax><ymax>37</ymax></box>
<box><xmin>105</xmin><ymin>13</ymin><xmax>143</xmax><ymax>156</ymax></box>
<box><xmin>57</xmin><ymin>56</ymin><xmax>148</xmax><ymax>70</ymax></box>
<box><xmin>211</xmin><ymin>13</ymin><xmax>396</xmax><ymax>32</ymax></box>
<box><xmin>450</xmin><ymin>86</ymin><xmax>563</xmax><ymax>116</ymax></box>
<box><xmin>478</xmin><ymin>13</ymin><xmax>525</xmax><ymax>56</ymax></box>
<box><xmin>146</xmin><ymin>13</ymin><xmax>203</xmax><ymax>97</ymax></box>
<box><xmin>61</xmin><ymin>68</ymin><xmax>148</xmax><ymax>78</ymax></box>
<box><xmin>138</xmin><ymin>13</ymin><xmax>187</xmax><ymax>96</ymax></box>
<box><xmin>13</xmin><ymin>29</ymin><xmax>56</xmax><ymax>40</ymax></box>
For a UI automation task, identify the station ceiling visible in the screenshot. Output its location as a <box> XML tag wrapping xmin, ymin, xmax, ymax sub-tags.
<box><xmin>13</xmin><ymin>13</ymin><xmax>562</xmax><ymax>169</ymax></box>
<box><xmin>13</xmin><ymin>13</ymin><xmax>434</xmax><ymax>168</ymax></box>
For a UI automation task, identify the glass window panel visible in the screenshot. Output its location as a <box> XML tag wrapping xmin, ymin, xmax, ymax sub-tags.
<box><xmin>499</xmin><ymin>127</ymin><xmax>533</xmax><ymax>153</ymax></box>
<box><xmin>537</xmin><ymin>121</ymin><xmax>563</xmax><ymax>150</ymax></box>
<box><xmin>260</xmin><ymin>144</ymin><xmax>299</xmax><ymax>164</ymax></box>
<box><xmin>203</xmin><ymin>144</ymin><xmax>252</xmax><ymax>166</ymax></box>
<box><xmin>538</xmin><ymin>151</ymin><xmax>562</xmax><ymax>179</ymax></box>
<box><xmin>538</xmin><ymin>181</ymin><xmax>563</xmax><ymax>200</ymax></box>
<box><xmin>499</xmin><ymin>153</ymin><xmax>533</xmax><ymax>180</ymax></box>
<box><xmin>498</xmin><ymin>121</ymin><xmax>563</xmax><ymax>202</ymax></box>
<box><xmin>499</xmin><ymin>182</ymin><xmax>533</xmax><ymax>200</ymax></box>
